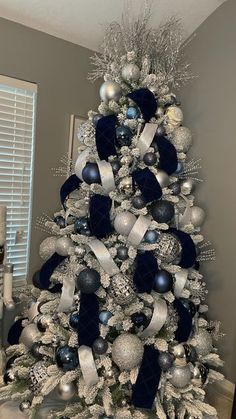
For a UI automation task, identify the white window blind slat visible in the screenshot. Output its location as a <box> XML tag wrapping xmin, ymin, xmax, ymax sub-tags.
<box><xmin>0</xmin><ymin>75</ymin><xmax>37</xmax><ymax>281</ymax></box>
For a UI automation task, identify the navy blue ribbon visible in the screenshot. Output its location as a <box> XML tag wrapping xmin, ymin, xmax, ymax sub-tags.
<box><xmin>77</xmin><ymin>293</ymin><xmax>99</xmax><ymax>347</ymax></box>
<box><xmin>128</xmin><ymin>88</ymin><xmax>157</xmax><ymax>122</ymax></box>
<box><xmin>60</xmin><ymin>174</ymin><xmax>82</xmax><ymax>208</ymax></box>
<box><xmin>169</xmin><ymin>228</ymin><xmax>196</xmax><ymax>268</ymax></box>
<box><xmin>155</xmin><ymin>136</ymin><xmax>178</xmax><ymax>175</ymax></box>
<box><xmin>89</xmin><ymin>194</ymin><xmax>113</xmax><ymax>239</ymax></box>
<box><xmin>132</xmin><ymin>168</ymin><xmax>162</xmax><ymax>203</ymax></box>
<box><xmin>33</xmin><ymin>253</ymin><xmax>67</xmax><ymax>290</ymax></box>
<box><xmin>173</xmin><ymin>298</ymin><xmax>193</xmax><ymax>343</ymax></box>
<box><xmin>132</xmin><ymin>346</ymin><xmax>161</xmax><ymax>409</ymax></box>
<box><xmin>133</xmin><ymin>251</ymin><xmax>158</xmax><ymax>293</ymax></box>
<box><xmin>95</xmin><ymin>115</ymin><xmax>117</xmax><ymax>161</ymax></box>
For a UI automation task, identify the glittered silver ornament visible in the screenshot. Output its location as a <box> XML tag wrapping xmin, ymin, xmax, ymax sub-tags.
<box><xmin>169</xmin><ymin>364</ymin><xmax>191</xmax><ymax>388</ymax></box>
<box><xmin>191</xmin><ymin>329</ymin><xmax>213</xmax><ymax>356</ymax></box>
<box><xmin>171</xmin><ymin>126</ymin><xmax>192</xmax><ymax>152</ymax></box>
<box><xmin>39</xmin><ymin>236</ymin><xmax>57</xmax><ymax>261</ymax></box>
<box><xmin>156</xmin><ymin>170</ymin><xmax>169</xmax><ymax>188</ymax></box>
<box><xmin>29</xmin><ymin>361</ymin><xmax>48</xmax><ymax>393</ymax></box>
<box><xmin>99</xmin><ymin>80</ymin><xmax>122</xmax><ymax>102</ymax></box>
<box><xmin>108</xmin><ymin>274</ymin><xmax>136</xmax><ymax>305</ymax></box>
<box><xmin>166</xmin><ymin>106</ymin><xmax>183</xmax><ymax>129</ymax></box>
<box><xmin>118</xmin><ymin>177</ymin><xmax>133</xmax><ymax>195</ymax></box>
<box><xmin>55</xmin><ymin>237</ymin><xmax>74</xmax><ymax>256</ymax></box>
<box><xmin>158</xmin><ymin>352</ymin><xmax>174</xmax><ymax>371</ymax></box>
<box><xmin>56</xmin><ymin>381</ymin><xmax>77</xmax><ymax>400</ymax></box>
<box><xmin>121</xmin><ymin>63</ymin><xmax>140</xmax><ymax>83</ymax></box>
<box><xmin>156</xmin><ymin>233</ymin><xmax>181</xmax><ymax>263</ymax></box>
<box><xmin>19</xmin><ymin>400</ymin><xmax>31</xmax><ymax>413</ymax></box>
<box><xmin>112</xmin><ymin>333</ymin><xmax>144</xmax><ymax>370</ymax></box>
<box><xmin>180</xmin><ymin>178</ymin><xmax>195</xmax><ymax>195</ymax></box>
<box><xmin>114</xmin><ymin>211</ymin><xmax>136</xmax><ymax>236</ymax></box>
<box><xmin>190</xmin><ymin>206</ymin><xmax>205</xmax><ymax>227</ymax></box>
<box><xmin>77</xmin><ymin>120</ymin><xmax>95</xmax><ymax>144</ymax></box>
<box><xmin>19</xmin><ymin>324</ymin><xmax>41</xmax><ymax>349</ymax></box>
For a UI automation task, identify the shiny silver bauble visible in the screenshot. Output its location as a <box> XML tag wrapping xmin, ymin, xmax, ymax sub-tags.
<box><xmin>169</xmin><ymin>364</ymin><xmax>191</xmax><ymax>388</ymax></box>
<box><xmin>56</xmin><ymin>381</ymin><xmax>77</xmax><ymax>400</ymax></box>
<box><xmin>156</xmin><ymin>170</ymin><xmax>169</xmax><ymax>188</ymax></box>
<box><xmin>108</xmin><ymin>274</ymin><xmax>136</xmax><ymax>305</ymax></box>
<box><xmin>190</xmin><ymin>206</ymin><xmax>205</xmax><ymax>227</ymax></box>
<box><xmin>180</xmin><ymin>178</ymin><xmax>195</xmax><ymax>195</ymax></box>
<box><xmin>118</xmin><ymin>176</ymin><xmax>133</xmax><ymax>195</ymax></box>
<box><xmin>55</xmin><ymin>237</ymin><xmax>74</xmax><ymax>256</ymax></box>
<box><xmin>171</xmin><ymin>126</ymin><xmax>192</xmax><ymax>152</ymax></box>
<box><xmin>170</xmin><ymin>343</ymin><xmax>186</xmax><ymax>359</ymax></box>
<box><xmin>112</xmin><ymin>333</ymin><xmax>144</xmax><ymax>370</ymax></box>
<box><xmin>99</xmin><ymin>80</ymin><xmax>122</xmax><ymax>103</ymax></box>
<box><xmin>121</xmin><ymin>63</ymin><xmax>140</xmax><ymax>83</ymax></box>
<box><xmin>19</xmin><ymin>324</ymin><xmax>41</xmax><ymax>349</ymax></box>
<box><xmin>114</xmin><ymin>211</ymin><xmax>136</xmax><ymax>236</ymax></box>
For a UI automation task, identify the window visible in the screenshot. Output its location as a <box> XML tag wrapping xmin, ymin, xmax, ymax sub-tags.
<box><xmin>0</xmin><ymin>75</ymin><xmax>37</xmax><ymax>282</ymax></box>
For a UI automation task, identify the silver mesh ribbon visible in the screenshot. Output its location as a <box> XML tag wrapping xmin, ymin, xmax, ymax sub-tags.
<box><xmin>97</xmin><ymin>160</ymin><xmax>115</xmax><ymax>194</ymax></box>
<box><xmin>57</xmin><ymin>275</ymin><xmax>75</xmax><ymax>312</ymax></box>
<box><xmin>127</xmin><ymin>215</ymin><xmax>151</xmax><ymax>246</ymax></box>
<box><xmin>137</xmin><ymin>123</ymin><xmax>157</xmax><ymax>157</ymax></box>
<box><xmin>74</xmin><ymin>147</ymin><xmax>90</xmax><ymax>180</ymax></box>
<box><xmin>88</xmin><ymin>239</ymin><xmax>119</xmax><ymax>276</ymax></box>
<box><xmin>174</xmin><ymin>269</ymin><xmax>188</xmax><ymax>297</ymax></box>
<box><xmin>78</xmin><ymin>345</ymin><xmax>99</xmax><ymax>387</ymax></box>
<box><xmin>140</xmin><ymin>295</ymin><xmax>167</xmax><ymax>338</ymax></box>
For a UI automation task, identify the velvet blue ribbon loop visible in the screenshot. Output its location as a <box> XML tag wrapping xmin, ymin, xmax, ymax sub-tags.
<box><xmin>173</xmin><ymin>298</ymin><xmax>193</xmax><ymax>343</ymax></box>
<box><xmin>132</xmin><ymin>167</ymin><xmax>162</xmax><ymax>203</ymax></box>
<box><xmin>169</xmin><ymin>228</ymin><xmax>197</xmax><ymax>268</ymax></box>
<box><xmin>155</xmin><ymin>135</ymin><xmax>178</xmax><ymax>175</ymax></box>
<box><xmin>60</xmin><ymin>174</ymin><xmax>82</xmax><ymax>208</ymax></box>
<box><xmin>89</xmin><ymin>194</ymin><xmax>113</xmax><ymax>239</ymax></box>
<box><xmin>95</xmin><ymin>115</ymin><xmax>117</xmax><ymax>161</ymax></box>
<box><xmin>34</xmin><ymin>253</ymin><xmax>67</xmax><ymax>290</ymax></box>
<box><xmin>133</xmin><ymin>251</ymin><xmax>158</xmax><ymax>293</ymax></box>
<box><xmin>132</xmin><ymin>346</ymin><xmax>161</xmax><ymax>409</ymax></box>
<box><xmin>8</xmin><ymin>318</ymin><xmax>26</xmax><ymax>345</ymax></box>
<box><xmin>127</xmin><ymin>88</ymin><xmax>157</xmax><ymax>122</ymax></box>
<box><xmin>77</xmin><ymin>293</ymin><xmax>99</xmax><ymax>347</ymax></box>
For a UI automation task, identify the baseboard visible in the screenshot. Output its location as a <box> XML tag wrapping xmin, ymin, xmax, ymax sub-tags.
<box><xmin>212</xmin><ymin>378</ymin><xmax>235</xmax><ymax>400</ymax></box>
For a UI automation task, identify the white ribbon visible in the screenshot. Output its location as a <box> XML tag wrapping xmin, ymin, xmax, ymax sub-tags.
<box><xmin>127</xmin><ymin>215</ymin><xmax>151</xmax><ymax>246</ymax></box>
<box><xmin>137</xmin><ymin>123</ymin><xmax>157</xmax><ymax>157</ymax></box>
<box><xmin>140</xmin><ymin>296</ymin><xmax>167</xmax><ymax>338</ymax></box>
<box><xmin>28</xmin><ymin>302</ymin><xmax>39</xmax><ymax>322</ymax></box>
<box><xmin>178</xmin><ymin>194</ymin><xmax>192</xmax><ymax>229</ymax></box>
<box><xmin>78</xmin><ymin>345</ymin><xmax>99</xmax><ymax>387</ymax></box>
<box><xmin>174</xmin><ymin>269</ymin><xmax>188</xmax><ymax>298</ymax></box>
<box><xmin>88</xmin><ymin>239</ymin><xmax>119</xmax><ymax>276</ymax></box>
<box><xmin>57</xmin><ymin>276</ymin><xmax>76</xmax><ymax>312</ymax></box>
<box><xmin>75</xmin><ymin>148</ymin><xmax>90</xmax><ymax>180</ymax></box>
<box><xmin>97</xmin><ymin>160</ymin><xmax>115</xmax><ymax>194</ymax></box>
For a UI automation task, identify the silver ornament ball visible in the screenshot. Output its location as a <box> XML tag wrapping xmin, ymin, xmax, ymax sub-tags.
<box><xmin>56</xmin><ymin>381</ymin><xmax>77</xmax><ymax>400</ymax></box>
<box><xmin>190</xmin><ymin>206</ymin><xmax>205</xmax><ymax>227</ymax></box>
<box><xmin>55</xmin><ymin>237</ymin><xmax>74</xmax><ymax>256</ymax></box>
<box><xmin>170</xmin><ymin>344</ymin><xmax>186</xmax><ymax>359</ymax></box>
<box><xmin>156</xmin><ymin>233</ymin><xmax>181</xmax><ymax>263</ymax></box>
<box><xmin>180</xmin><ymin>178</ymin><xmax>195</xmax><ymax>195</ymax></box>
<box><xmin>39</xmin><ymin>236</ymin><xmax>57</xmax><ymax>261</ymax></box>
<box><xmin>191</xmin><ymin>329</ymin><xmax>213</xmax><ymax>356</ymax></box>
<box><xmin>172</xmin><ymin>126</ymin><xmax>192</xmax><ymax>152</ymax></box>
<box><xmin>108</xmin><ymin>274</ymin><xmax>136</xmax><ymax>305</ymax></box>
<box><xmin>156</xmin><ymin>170</ymin><xmax>169</xmax><ymax>188</ymax></box>
<box><xmin>118</xmin><ymin>177</ymin><xmax>133</xmax><ymax>195</ymax></box>
<box><xmin>112</xmin><ymin>333</ymin><xmax>144</xmax><ymax>370</ymax></box>
<box><xmin>122</xmin><ymin>63</ymin><xmax>140</xmax><ymax>83</ymax></box>
<box><xmin>19</xmin><ymin>324</ymin><xmax>41</xmax><ymax>349</ymax></box>
<box><xmin>19</xmin><ymin>400</ymin><xmax>31</xmax><ymax>413</ymax></box>
<box><xmin>114</xmin><ymin>211</ymin><xmax>136</xmax><ymax>236</ymax></box>
<box><xmin>99</xmin><ymin>80</ymin><xmax>122</xmax><ymax>103</ymax></box>
<box><xmin>169</xmin><ymin>364</ymin><xmax>191</xmax><ymax>388</ymax></box>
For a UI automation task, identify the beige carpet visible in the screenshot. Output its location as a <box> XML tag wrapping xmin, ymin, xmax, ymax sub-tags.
<box><xmin>206</xmin><ymin>381</ymin><xmax>234</xmax><ymax>419</ymax></box>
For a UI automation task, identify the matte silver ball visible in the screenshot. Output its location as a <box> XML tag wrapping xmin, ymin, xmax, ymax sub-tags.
<box><xmin>19</xmin><ymin>400</ymin><xmax>31</xmax><ymax>413</ymax></box>
<box><xmin>172</xmin><ymin>126</ymin><xmax>192</xmax><ymax>152</ymax></box>
<box><xmin>114</xmin><ymin>211</ymin><xmax>136</xmax><ymax>236</ymax></box>
<box><xmin>55</xmin><ymin>237</ymin><xmax>74</xmax><ymax>256</ymax></box>
<box><xmin>56</xmin><ymin>381</ymin><xmax>77</xmax><ymax>400</ymax></box>
<box><xmin>112</xmin><ymin>333</ymin><xmax>144</xmax><ymax>370</ymax></box>
<box><xmin>191</xmin><ymin>329</ymin><xmax>213</xmax><ymax>356</ymax></box>
<box><xmin>180</xmin><ymin>178</ymin><xmax>195</xmax><ymax>195</ymax></box>
<box><xmin>169</xmin><ymin>364</ymin><xmax>191</xmax><ymax>388</ymax></box>
<box><xmin>39</xmin><ymin>236</ymin><xmax>57</xmax><ymax>261</ymax></box>
<box><xmin>99</xmin><ymin>80</ymin><xmax>122</xmax><ymax>103</ymax></box>
<box><xmin>156</xmin><ymin>170</ymin><xmax>169</xmax><ymax>188</ymax></box>
<box><xmin>19</xmin><ymin>324</ymin><xmax>41</xmax><ymax>349</ymax></box>
<box><xmin>190</xmin><ymin>206</ymin><xmax>205</xmax><ymax>227</ymax></box>
<box><xmin>121</xmin><ymin>63</ymin><xmax>140</xmax><ymax>83</ymax></box>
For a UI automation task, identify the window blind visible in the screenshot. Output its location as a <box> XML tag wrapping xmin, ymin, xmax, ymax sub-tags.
<box><xmin>0</xmin><ymin>75</ymin><xmax>37</xmax><ymax>281</ymax></box>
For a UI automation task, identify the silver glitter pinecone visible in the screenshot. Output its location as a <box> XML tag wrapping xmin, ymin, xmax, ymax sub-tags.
<box><xmin>108</xmin><ymin>274</ymin><xmax>136</xmax><ymax>305</ymax></box>
<box><xmin>77</xmin><ymin>120</ymin><xmax>95</xmax><ymax>144</ymax></box>
<box><xmin>29</xmin><ymin>361</ymin><xmax>48</xmax><ymax>393</ymax></box>
<box><xmin>156</xmin><ymin>233</ymin><xmax>181</xmax><ymax>263</ymax></box>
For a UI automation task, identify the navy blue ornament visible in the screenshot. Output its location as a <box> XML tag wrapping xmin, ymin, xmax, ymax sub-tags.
<box><xmin>132</xmin><ymin>195</ymin><xmax>146</xmax><ymax>209</ymax></box>
<box><xmin>92</xmin><ymin>113</ymin><xmax>103</xmax><ymax>126</ymax></box>
<box><xmin>69</xmin><ymin>312</ymin><xmax>80</xmax><ymax>330</ymax></box>
<box><xmin>144</xmin><ymin>230</ymin><xmax>160</xmax><ymax>244</ymax></box>
<box><xmin>55</xmin><ymin>345</ymin><xmax>79</xmax><ymax>371</ymax></box>
<box><xmin>131</xmin><ymin>312</ymin><xmax>147</xmax><ymax>327</ymax></box>
<box><xmin>151</xmin><ymin>200</ymin><xmax>175</xmax><ymax>223</ymax></box>
<box><xmin>153</xmin><ymin>270</ymin><xmax>173</xmax><ymax>293</ymax></box>
<box><xmin>54</xmin><ymin>216</ymin><xmax>65</xmax><ymax>228</ymax></box>
<box><xmin>156</xmin><ymin>124</ymin><xmax>165</xmax><ymax>137</ymax></box>
<box><xmin>126</xmin><ymin>106</ymin><xmax>140</xmax><ymax>119</ymax></box>
<box><xmin>110</xmin><ymin>160</ymin><xmax>121</xmax><ymax>174</ymax></box>
<box><xmin>117</xmin><ymin>246</ymin><xmax>129</xmax><ymax>260</ymax></box>
<box><xmin>116</xmin><ymin>125</ymin><xmax>132</xmax><ymax>147</ymax></box>
<box><xmin>82</xmin><ymin>162</ymin><xmax>101</xmax><ymax>185</ymax></box>
<box><xmin>92</xmin><ymin>337</ymin><xmax>108</xmax><ymax>355</ymax></box>
<box><xmin>99</xmin><ymin>310</ymin><xmax>112</xmax><ymax>325</ymax></box>
<box><xmin>169</xmin><ymin>182</ymin><xmax>181</xmax><ymax>195</ymax></box>
<box><xmin>174</xmin><ymin>162</ymin><xmax>184</xmax><ymax>174</ymax></box>
<box><xmin>76</xmin><ymin>268</ymin><xmax>101</xmax><ymax>294</ymax></box>
<box><xmin>179</xmin><ymin>298</ymin><xmax>197</xmax><ymax>318</ymax></box>
<box><xmin>158</xmin><ymin>352</ymin><xmax>174</xmax><ymax>371</ymax></box>
<box><xmin>74</xmin><ymin>217</ymin><xmax>91</xmax><ymax>236</ymax></box>
<box><xmin>143</xmin><ymin>152</ymin><xmax>157</xmax><ymax>166</ymax></box>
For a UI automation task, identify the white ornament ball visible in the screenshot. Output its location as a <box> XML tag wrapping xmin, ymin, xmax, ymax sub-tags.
<box><xmin>55</xmin><ymin>237</ymin><xmax>74</xmax><ymax>256</ymax></box>
<box><xmin>19</xmin><ymin>324</ymin><xmax>41</xmax><ymax>349</ymax></box>
<box><xmin>172</xmin><ymin>126</ymin><xmax>192</xmax><ymax>152</ymax></box>
<box><xmin>99</xmin><ymin>80</ymin><xmax>122</xmax><ymax>103</ymax></box>
<box><xmin>180</xmin><ymin>178</ymin><xmax>195</xmax><ymax>195</ymax></box>
<box><xmin>56</xmin><ymin>381</ymin><xmax>77</xmax><ymax>400</ymax></box>
<box><xmin>156</xmin><ymin>170</ymin><xmax>169</xmax><ymax>188</ymax></box>
<box><xmin>122</xmin><ymin>63</ymin><xmax>140</xmax><ymax>83</ymax></box>
<box><xmin>112</xmin><ymin>333</ymin><xmax>144</xmax><ymax>370</ymax></box>
<box><xmin>114</xmin><ymin>211</ymin><xmax>136</xmax><ymax>236</ymax></box>
<box><xmin>190</xmin><ymin>206</ymin><xmax>205</xmax><ymax>227</ymax></box>
<box><xmin>192</xmin><ymin>329</ymin><xmax>213</xmax><ymax>356</ymax></box>
<box><xmin>39</xmin><ymin>236</ymin><xmax>57</xmax><ymax>261</ymax></box>
<box><xmin>166</xmin><ymin>106</ymin><xmax>183</xmax><ymax>129</ymax></box>
<box><xmin>169</xmin><ymin>364</ymin><xmax>191</xmax><ymax>388</ymax></box>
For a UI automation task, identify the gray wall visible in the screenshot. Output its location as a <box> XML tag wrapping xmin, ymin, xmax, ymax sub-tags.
<box><xmin>0</xmin><ymin>17</ymin><xmax>100</xmax><ymax>279</ymax></box>
<box><xmin>179</xmin><ymin>0</ymin><xmax>236</xmax><ymax>382</ymax></box>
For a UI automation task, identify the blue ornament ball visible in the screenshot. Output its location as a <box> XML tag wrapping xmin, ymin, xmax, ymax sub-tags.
<box><xmin>174</xmin><ymin>162</ymin><xmax>184</xmax><ymax>174</ymax></box>
<box><xmin>179</xmin><ymin>298</ymin><xmax>197</xmax><ymax>317</ymax></box>
<box><xmin>82</xmin><ymin>162</ymin><xmax>101</xmax><ymax>185</ymax></box>
<box><xmin>131</xmin><ymin>312</ymin><xmax>147</xmax><ymax>327</ymax></box>
<box><xmin>74</xmin><ymin>217</ymin><xmax>91</xmax><ymax>236</ymax></box>
<box><xmin>76</xmin><ymin>268</ymin><xmax>101</xmax><ymax>294</ymax></box>
<box><xmin>54</xmin><ymin>216</ymin><xmax>65</xmax><ymax>228</ymax></box>
<box><xmin>144</xmin><ymin>230</ymin><xmax>160</xmax><ymax>244</ymax></box>
<box><xmin>55</xmin><ymin>345</ymin><xmax>79</xmax><ymax>371</ymax></box>
<box><xmin>92</xmin><ymin>113</ymin><xmax>103</xmax><ymax>126</ymax></box>
<box><xmin>69</xmin><ymin>312</ymin><xmax>80</xmax><ymax>330</ymax></box>
<box><xmin>153</xmin><ymin>269</ymin><xmax>173</xmax><ymax>294</ymax></box>
<box><xmin>99</xmin><ymin>310</ymin><xmax>112</xmax><ymax>325</ymax></box>
<box><xmin>126</xmin><ymin>106</ymin><xmax>140</xmax><ymax>119</ymax></box>
<box><xmin>116</xmin><ymin>125</ymin><xmax>132</xmax><ymax>147</ymax></box>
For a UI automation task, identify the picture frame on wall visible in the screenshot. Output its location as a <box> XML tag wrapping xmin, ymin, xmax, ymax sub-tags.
<box><xmin>68</xmin><ymin>114</ymin><xmax>86</xmax><ymax>174</ymax></box>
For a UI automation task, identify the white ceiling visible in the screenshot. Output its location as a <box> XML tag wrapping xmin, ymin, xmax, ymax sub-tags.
<box><xmin>0</xmin><ymin>0</ymin><xmax>226</xmax><ymax>51</ymax></box>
